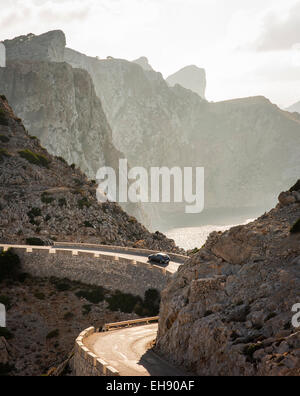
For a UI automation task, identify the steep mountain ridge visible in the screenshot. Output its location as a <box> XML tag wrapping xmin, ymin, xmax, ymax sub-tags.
<box><xmin>2</xmin><ymin>30</ymin><xmax>300</xmax><ymax>229</ymax></box>
<box><xmin>0</xmin><ymin>95</ymin><xmax>179</xmax><ymax>252</ymax></box>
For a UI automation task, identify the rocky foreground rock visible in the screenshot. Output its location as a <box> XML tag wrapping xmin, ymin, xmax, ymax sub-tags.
<box><xmin>0</xmin><ymin>96</ymin><xmax>180</xmax><ymax>252</ymax></box>
<box><xmin>156</xmin><ymin>184</ymin><xmax>300</xmax><ymax>375</ymax></box>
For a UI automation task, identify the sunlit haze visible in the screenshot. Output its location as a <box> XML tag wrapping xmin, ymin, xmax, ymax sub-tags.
<box><xmin>1</xmin><ymin>0</ymin><xmax>300</xmax><ymax>107</ymax></box>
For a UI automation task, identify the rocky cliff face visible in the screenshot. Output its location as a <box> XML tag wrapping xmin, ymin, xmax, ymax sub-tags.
<box><xmin>0</xmin><ymin>96</ymin><xmax>179</xmax><ymax>252</ymax></box>
<box><xmin>4</xmin><ymin>30</ymin><xmax>66</xmax><ymax>63</ymax></box>
<box><xmin>166</xmin><ymin>65</ymin><xmax>206</xmax><ymax>99</ymax></box>
<box><xmin>63</xmin><ymin>36</ymin><xmax>300</xmax><ymax>228</ymax></box>
<box><xmin>156</xmin><ymin>184</ymin><xmax>300</xmax><ymax>375</ymax></box>
<box><xmin>2</xmin><ymin>30</ymin><xmax>300</xmax><ymax>229</ymax></box>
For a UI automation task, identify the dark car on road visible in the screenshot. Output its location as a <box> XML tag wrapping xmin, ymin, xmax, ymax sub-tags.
<box><xmin>148</xmin><ymin>253</ymin><xmax>170</xmax><ymax>265</ymax></box>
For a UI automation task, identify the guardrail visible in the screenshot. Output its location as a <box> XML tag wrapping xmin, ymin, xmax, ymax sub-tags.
<box><xmin>102</xmin><ymin>316</ymin><xmax>159</xmax><ymax>332</ymax></box>
<box><xmin>53</xmin><ymin>241</ymin><xmax>187</xmax><ymax>263</ymax></box>
<box><xmin>75</xmin><ymin>327</ymin><xmax>119</xmax><ymax>376</ymax></box>
<box><xmin>0</xmin><ymin>243</ymin><xmax>181</xmax><ymax>277</ymax></box>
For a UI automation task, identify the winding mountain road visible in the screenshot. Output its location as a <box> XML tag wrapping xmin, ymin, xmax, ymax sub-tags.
<box><xmin>54</xmin><ymin>243</ymin><xmax>184</xmax><ymax>274</ymax></box>
<box><xmin>84</xmin><ymin>324</ymin><xmax>186</xmax><ymax>376</ymax></box>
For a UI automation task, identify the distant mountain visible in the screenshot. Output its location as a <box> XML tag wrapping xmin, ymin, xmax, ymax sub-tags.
<box><xmin>287</xmin><ymin>101</ymin><xmax>300</xmax><ymax>113</ymax></box>
<box><xmin>166</xmin><ymin>65</ymin><xmax>206</xmax><ymax>99</ymax></box>
<box><xmin>2</xmin><ymin>30</ymin><xmax>300</xmax><ymax>230</ymax></box>
<box><xmin>132</xmin><ymin>57</ymin><xmax>154</xmax><ymax>71</ymax></box>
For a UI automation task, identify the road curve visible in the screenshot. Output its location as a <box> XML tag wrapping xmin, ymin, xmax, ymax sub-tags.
<box><xmin>54</xmin><ymin>243</ymin><xmax>183</xmax><ymax>274</ymax></box>
<box><xmin>84</xmin><ymin>324</ymin><xmax>186</xmax><ymax>376</ymax></box>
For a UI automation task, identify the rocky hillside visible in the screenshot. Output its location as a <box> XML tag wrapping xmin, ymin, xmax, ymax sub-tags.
<box><xmin>2</xmin><ymin>30</ymin><xmax>300</xmax><ymax>229</ymax></box>
<box><xmin>166</xmin><ymin>65</ymin><xmax>206</xmax><ymax>99</ymax></box>
<box><xmin>0</xmin><ymin>96</ymin><xmax>179</xmax><ymax>252</ymax></box>
<box><xmin>156</xmin><ymin>183</ymin><xmax>300</xmax><ymax>375</ymax></box>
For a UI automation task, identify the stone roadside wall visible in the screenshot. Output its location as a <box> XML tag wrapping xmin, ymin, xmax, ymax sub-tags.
<box><xmin>73</xmin><ymin>327</ymin><xmax>119</xmax><ymax>376</ymax></box>
<box><xmin>53</xmin><ymin>242</ymin><xmax>187</xmax><ymax>263</ymax></box>
<box><xmin>0</xmin><ymin>245</ymin><xmax>173</xmax><ymax>297</ymax></box>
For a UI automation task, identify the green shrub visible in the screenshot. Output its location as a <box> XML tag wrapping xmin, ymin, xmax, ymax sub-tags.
<box><xmin>75</xmin><ymin>286</ymin><xmax>105</xmax><ymax>304</ymax></box>
<box><xmin>54</xmin><ymin>281</ymin><xmax>71</xmax><ymax>292</ymax></box>
<box><xmin>0</xmin><ymin>95</ymin><xmax>7</xmax><ymax>101</ymax></box>
<box><xmin>290</xmin><ymin>218</ymin><xmax>300</xmax><ymax>234</ymax></box>
<box><xmin>82</xmin><ymin>304</ymin><xmax>92</xmax><ymax>316</ymax></box>
<box><xmin>0</xmin><ymin>109</ymin><xmax>8</xmax><ymax>126</ymax></box>
<box><xmin>143</xmin><ymin>289</ymin><xmax>160</xmax><ymax>316</ymax></box>
<box><xmin>78</xmin><ymin>197</ymin><xmax>91</xmax><ymax>209</ymax></box>
<box><xmin>25</xmin><ymin>237</ymin><xmax>45</xmax><ymax>246</ymax></box>
<box><xmin>58</xmin><ymin>198</ymin><xmax>67</xmax><ymax>207</ymax></box>
<box><xmin>0</xmin><ymin>327</ymin><xmax>14</xmax><ymax>340</ymax></box>
<box><xmin>188</xmin><ymin>247</ymin><xmax>200</xmax><ymax>256</ymax></box>
<box><xmin>63</xmin><ymin>312</ymin><xmax>74</xmax><ymax>321</ymax></box>
<box><xmin>46</xmin><ymin>329</ymin><xmax>59</xmax><ymax>340</ymax></box>
<box><xmin>34</xmin><ymin>292</ymin><xmax>46</xmax><ymax>300</ymax></box>
<box><xmin>84</xmin><ymin>221</ymin><xmax>93</xmax><ymax>228</ymax></box>
<box><xmin>19</xmin><ymin>149</ymin><xmax>50</xmax><ymax>168</ymax></box>
<box><xmin>0</xmin><ymin>250</ymin><xmax>21</xmax><ymax>282</ymax></box>
<box><xmin>0</xmin><ymin>295</ymin><xmax>12</xmax><ymax>310</ymax></box>
<box><xmin>0</xmin><ymin>148</ymin><xmax>11</xmax><ymax>162</ymax></box>
<box><xmin>243</xmin><ymin>343</ymin><xmax>263</xmax><ymax>359</ymax></box>
<box><xmin>0</xmin><ymin>363</ymin><xmax>14</xmax><ymax>376</ymax></box>
<box><xmin>41</xmin><ymin>193</ymin><xmax>55</xmax><ymax>204</ymax></box>
<box><xmin>106</xmin><ymin>291</ymin><xmax>142</xmax><ymax>314</ymax></box>
<box><xmin>0</xmin><ymin>135</ymin><xmax>9</xmax><ymax>143</ymax></box>
<box><xmin>56</xmin><ymin>156</ymin><xmax>67</xmax><ymax>164</ymax></box>
<box><xmin>70</xmin><ymin>164</ymin><xmax>76</xmax><ymax>170</ymax></box>
<box><xmin>45</xmin><ymin>214</ymin><xmax>51</xmax><ymax>222</ymax></box>
<box><xmin>265</xmin><ymin>312</ymin><xmax>277</xmax><ymax>322</ymax></box>
<box><xmin>27</xmin><ymin>207</ymin><xmax>42</xmax><ymax>225</ymax></box>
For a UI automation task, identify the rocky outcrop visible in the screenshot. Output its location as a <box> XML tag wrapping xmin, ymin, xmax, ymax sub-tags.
<box><xmin>156</xmin><ymin>184</ymin><xmax>300</xmax><ymax>376</ymax></box>
<box><xmin>0</xmin><ymin>59</ymin><xmax>119</xmax><ymax>180</ymax></box>
<box><xmin>4</xmin><ymin>30</ymin><xmax>66</xmax><ymax>63</ymax></box>
<box><xmin>0</xmin><ymin>96</ymin><xmax>180</xmax><ymax>252</ymax></box>
<box><xmin>132</xmin><ymin>57</ymin><xmax>154</xmax><ymax>71</ymax></box>
<box><xmin>166</xmin><ymin>65</ymin><xmax>206</xmax><ymax>99</ymax></box>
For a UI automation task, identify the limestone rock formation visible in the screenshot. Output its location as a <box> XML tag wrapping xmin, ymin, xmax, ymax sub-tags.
<box><xmin>0</xmin><ymin>58</ymin><xmax>118</xmax><ymax>180</ymax></box>
<box><xmin>0</xmin><ymin>96</ymin><xmax>180</xmax><ymax>252</ymax></box>
<box><xmin>156</xmin><ymin>184</ymin><xmax>300</xmax><ymax>376</ymax></box>
<box><xmin>2</xmin><ymin>30</ymin><xmax>300</xmax><ymax>229</ymax></box>
<box><xmin>166</xmin><ymin>65</ymin><xmax>207</xmax><ymax>99</ymax></box>
<box><xmin>4</xmin><ymin>30</ymin><xmax>66</xmax><ymax>63</ymax></box>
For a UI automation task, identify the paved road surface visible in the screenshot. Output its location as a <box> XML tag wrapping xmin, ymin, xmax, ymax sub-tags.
<box><xmin>85</xmin><ymin>324</ymin><xmax>186</xmax><ymax>376</ymax></box>
<box><xmin>54</xmin><ymin>244</ymin><xmax>182</xmax><ymax>274</ymax></box>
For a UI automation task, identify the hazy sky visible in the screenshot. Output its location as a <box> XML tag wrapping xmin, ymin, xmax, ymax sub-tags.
<box><xmin>1</xmin><ymin>0</ymin><xmax>300</xmax><ymax>107</ymax></box>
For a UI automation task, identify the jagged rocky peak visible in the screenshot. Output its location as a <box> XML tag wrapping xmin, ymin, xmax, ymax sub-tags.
<box><xmin>4</xmin><ymin>30</ymin><xmax>66</xmax><ymax>62</ymax></box>
<box><xmin>166</xmin><ymin>65</ymin><xmax>206</xmax><ymax>99</ymax></box>
<box><xmin>156</xmin><ymin>183</ymin><xmax>300</xmax><ymax>375</ymax></box>
<box><xmin>132</xmin><ymin>56</ymin><xmax>154</xmax><ymax>71</ymax></box>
